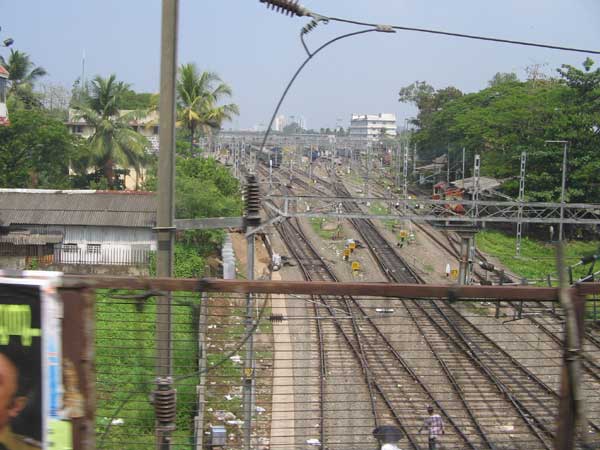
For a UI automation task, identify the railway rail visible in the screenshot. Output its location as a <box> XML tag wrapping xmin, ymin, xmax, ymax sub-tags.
<box><xmin>330</xmin><ymin>167</ymin><xmax>600</xmax><ymax>387</ymax></box>
<box><xmin>330</xmin><ymin>177</ymin><xmax>600</xmax><ymax>448</ymax></box>
<box><xmin>271</xmin><ymin>208</ymin><xmax>493</xmax><ymax>449</ymax></box>
<box><xmin>259</xmin><ymin>163</ymin><xmax>600</xmax><ymax>447</ymax></box>
<box><xmin>264</xmin><ymin>176</ymin><xmax>493</xmax><ymax>448</ymax></box>
<box><xmin>267</xmin><ymin>175</ymin><xmax>556</xmax><ymax>448</ymax></box>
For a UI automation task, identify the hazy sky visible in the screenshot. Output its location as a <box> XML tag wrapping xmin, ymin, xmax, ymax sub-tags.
<box><xmin>2</xmin><ymin>1</ymin><xmax>599</xmax><ymax>129</ymax></box>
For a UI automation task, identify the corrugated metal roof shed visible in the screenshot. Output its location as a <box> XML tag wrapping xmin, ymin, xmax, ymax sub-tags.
<box><xmin>0</xmin><ymin>232</ymin><xmax>63</xmax><ymax>245</ymax></box>
<box><xmin>0</xmin><ymin>189</ymin><xmax>156</xmax><ymax>228</ymax></box>
<box><xmin>452</xmin><ymin>177</ymin><xmax>501</xmax><ymax>193</ymax></box>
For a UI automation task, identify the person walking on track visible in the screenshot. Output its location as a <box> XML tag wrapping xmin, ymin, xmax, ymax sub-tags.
<box><xmin>419</xmin><ymin>405</ymin><xmax>445</xmax><ymax>449</ymax></box>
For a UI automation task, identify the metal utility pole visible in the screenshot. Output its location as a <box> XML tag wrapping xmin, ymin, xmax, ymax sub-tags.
<box><xmin>559</xmin><ymin>142</ymin><xmax>568</xmax><ymax>242</ymax></box>
<box><xmin>364</xmin><ymin>143</ymin><xmax>371</xmax><ymax>197</ymax></box>
<box><xmin>516</xmin><ymin>151</ymin><xmax>527</xmax><ymax>256</ymax></box>
<box><xmin>395</xmin><ymin>144</ymin><xmax>402</xmax><ymax>188</ymax></box>
<box><xmin>447</xmin><ymin>145</ymin><xmax>450</xmax><ymax>184</ymax></box>
<box><xmin>402</xmin><ymin>143</ymin><xmax>409</xmax><ymax>212</ymax></box>
<box><xmin>233</xmin><ymin>145</ymin><xmax>239</xmax><ymax>179</ymax></box>
<box><xmin>412</xmin><ymin>143</ymin><xmax>417</xmax><ymax>177</ymax></box>
<box><xmin>269</xmin><ymin>159</ymin><xmax>273</xmax><ymax>189</ymax></box>
<box><xmin>243</xmin><ymin>175</ymin><xmax>261</xmax><ymax>450</ymax></box>
<box><xmin>472</xmin><ymin>154</ymin><xmax>481</xmax><ymax>221</ymax></box>
<box><xmin>155</xmin><ymin>0</ymin><xmax>179</xmax><ymax>448</ymax></box>
<box><xmin>544</xmin><ymin>141</ymin><xmax>569</xmax><ymax>241</ymax></box>
<box><xmin>461</xmin><ymin>147</ymin><xmax>465</xmax><ymax>181</ymax></box>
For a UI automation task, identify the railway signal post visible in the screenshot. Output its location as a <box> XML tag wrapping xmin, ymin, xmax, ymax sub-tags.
<box><xmin>438</xmin><ymin>225</ymin><xmax>479</xmax><ymax>285</ymax></box>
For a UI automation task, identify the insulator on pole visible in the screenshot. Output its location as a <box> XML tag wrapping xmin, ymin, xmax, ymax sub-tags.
<box><xmin>153</xmin><ymin>377</ymin><xmax>177</xmax><ymax>430</ymax></box>
<box><xmin>479</xmin><ymin>261</ymin><xmax>495</xmax><ymax>272</ymax></box>
<box><xmin>259</xmin><ymin>0</ymin><xmax>309</xmax><ymax>17</ymax></box>
<box><xmin>245</xmin><ymin>174</ymin><xmax>261</xmax><ymax>227</ymax></box>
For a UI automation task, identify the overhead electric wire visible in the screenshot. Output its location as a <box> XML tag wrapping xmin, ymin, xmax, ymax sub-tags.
<box><xmin>258</xmin><ymin>29</ymin><xmax>378</xmax><ymax>153</ymax></box>
<box><xmin>326</xmin><ymin>16</ymin><xmax>600</xmax><ymax>55</ymax></box>
<box><xmin>258</xmin><ymin>0</ymin><xmax>600</xmax><ymax>55</ymax></box>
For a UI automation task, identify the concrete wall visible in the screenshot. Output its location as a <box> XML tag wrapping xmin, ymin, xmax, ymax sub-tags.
<box><xmin>47</xmin><ymin>263</ymin><xmax>149</xmax><ymax>276</ymax></box>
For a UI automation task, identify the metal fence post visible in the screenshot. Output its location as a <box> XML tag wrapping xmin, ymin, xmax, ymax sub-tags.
<box><xmin>194</xmin><ymin>289</ymin><xmax>209</xmax><ymax>449</ymax></box>
<box><xmin>555</xmin><ymin>244</ymin><xmax>587</xmax><ymax>449</ymax></box>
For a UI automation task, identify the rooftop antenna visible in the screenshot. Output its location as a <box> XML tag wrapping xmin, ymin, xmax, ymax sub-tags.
<box><xmin>80</xmin><ymin>49</ymin><xmax>86</xmax><ymax>101</ymax></box>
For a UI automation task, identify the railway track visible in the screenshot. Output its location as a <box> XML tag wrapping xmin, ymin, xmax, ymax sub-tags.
<box><xmin>262</xmin><ymin>164</ymin><xmax>600</xmax><ymax>447</ymax></box>
<box><xmin>272</xmin><ymin>210</ymin><xmax>493</xmax><ymax>449</ymax></box>
<box><xmin>265</xmin><ymin>178</ymin><xmax>497</xmax><ymax>448</ymax></box>
<box><xmin>266</xmin><ymin>178</ymin><xmax>547</xmax><ymax>448</ymax></box>
<box><xmin>329</xmin><ymin>177</ymin><xmax>600</xmax><ymax>447</ymax></box>
<box><xmin>331</xmin><ymin>168</ymin><xmax>600</xmax><ymax>388</ymax></box>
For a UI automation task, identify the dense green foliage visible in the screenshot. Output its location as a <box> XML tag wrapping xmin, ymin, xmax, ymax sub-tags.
<box><xmin>282</xmin><ymin>122</ymin><xmax>305</xmax><ymax>134</ymax></box>
<box><xmin>117</xmin><ymin>89</ymin><xmax>154</xmax><ymax>110</ymax></box>
<box><xmin>0</xmin><ymin>108</ymin><xmax>73</xmax><ymax>187</ymax></box>
<box><xmin>144</xmin><ymin>153</ymin><xmax>242</xmax><ymax>218</ymax></box>
<box><xmin>400</xmin><ymin>59</ymin><xmax>600</xmax><ymax>202</ymax></box>
<box><xmin>144</xmin><ymin>152</ymin><xmax>243</xmax><ymax>253</ymax></box>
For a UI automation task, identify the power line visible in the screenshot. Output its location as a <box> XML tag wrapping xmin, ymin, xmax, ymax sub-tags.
<box><xmin>328</xmin><ymin>17</ymin><xmax>600</xmax><ymax>55</ymax></box>
<box><xmin>258</xmin><ymin>0</ymin><xmax>600</xmax><ymax>55</ymax></box>
<box><xmin>258</xmin><ymin>29</ymin><xmax>378</xmax><ymax>153</ymax></box>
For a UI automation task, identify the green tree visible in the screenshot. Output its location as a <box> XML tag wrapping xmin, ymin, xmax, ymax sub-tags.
<box><xmin>403</xmin><ymin>60</ymin><xmax>600</xmax><ymax>203</ymax></box>
<box><xmin>0</xmin><ymin>49</ymin><xmax>47</xmax><ymax>108</ymax></box>
<box><xmin>118</xmin><ymin>89</ymin><xmax>155</xmax><ymax>110</ymax></box>
<box><xmin>144</xmin><ymin>154</ymin><xmax>242</xmax><ymax>253</ymax></box>
<box><xmin>398</xmin><ymin>82</ymin><xmax>463</xmax><ymax>160</ymax></box>
<box><xmin>0</xmin><ymin>109</ymin><xmax>73</xmax><ymax>187</ymax></box>
<box><xmin>488</xmin><ymin>72</ymin><xmax>519</xmax><ymax>87</ymax></box>
<box><xmin>282</xmin><ymin>122</ymin><xmax>304</xmax><ymax>134</ymax></box>
<box><xmin>176</xmin><ymin>63</ymin><xmax>239</xmax><ymax>154</ymax></box>
<box><xmin>73</xmin><ymin>74</ymin><xmax>149</xmax><ymax>189</ymax></box>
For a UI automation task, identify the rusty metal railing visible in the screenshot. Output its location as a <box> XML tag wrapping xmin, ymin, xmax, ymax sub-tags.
<box><xmin>60</xmin><ymin>277</ymin><xmax>600</xmax><ymax>450</ymax></box>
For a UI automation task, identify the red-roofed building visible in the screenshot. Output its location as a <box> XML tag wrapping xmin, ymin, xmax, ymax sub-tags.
<box><xmin>0</xmin><ymin>65</ymin><xmax>9</xmax><ymax>126</ymax></box>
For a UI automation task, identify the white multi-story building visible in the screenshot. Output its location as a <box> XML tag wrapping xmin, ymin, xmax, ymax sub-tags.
<box><xmin>273</xmin><ymin>114</ymin><xmax>287</xmax><ymax>132</ymax></box>
<box><xmin>295</xmin><ymin>115</ymin><xmax>307</xmax><ymax>130</ymax></box>
<box><xmin>349</xmin><ymin>113</ymin><xmax>397</xmax><ymax>141</ymax></box>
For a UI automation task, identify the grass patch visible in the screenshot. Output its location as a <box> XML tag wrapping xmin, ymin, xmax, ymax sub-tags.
<box><xmin>369</xmin><ymin>201</ymin><xmax>397</xmax><ymax>231</ymax></box>
<box><xmin>96</xmin><ymin>240</ymin><xmax>210</xmax><ymax>448</ymax></box>
<box><xmin>95</xmin><ymin>290</ymin><xmax>200</xmax><ymax>449</ymax></box>
<box><xmin>310</xmin><ymin>217</ymin><xmax>342</xmax><ymax>240</ymax></box>
<box><xmin>344</xmin><ymin>171</ymin><xmax>365</xmax><ymax>186</ymax></box>
<box><xmin>476</xmin><ymin>230</ymin><xmax>600</xmax><ymax>284</ymax></box>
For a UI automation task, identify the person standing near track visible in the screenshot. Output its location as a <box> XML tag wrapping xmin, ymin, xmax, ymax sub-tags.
<box><xmin>418</xmin><ymin>406</ymin><xmax>445</xmax><ymax>450</ymax></box>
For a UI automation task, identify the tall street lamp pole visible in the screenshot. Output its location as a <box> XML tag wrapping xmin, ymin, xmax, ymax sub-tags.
<box><xmin>546</xmin><ymin>140</ymin><xmax>569</xmax><ymax>242</ymax></box>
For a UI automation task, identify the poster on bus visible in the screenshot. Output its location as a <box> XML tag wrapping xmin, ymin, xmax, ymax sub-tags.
<box><xmin>0</xmin><ymin>271</ymin><xmax>69</xmax><ymax>450</ymax></box>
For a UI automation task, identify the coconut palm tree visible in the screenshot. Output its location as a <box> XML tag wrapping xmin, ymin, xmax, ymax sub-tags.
<box><xmin>73</xmin><ymin>74</ymin><xmax>149</xmax><ymax>189</ymax></box>
<box><xmin>0</xmin><ymin>49</ymin><xmax>47</xmax><ymax>108</ymax></box>
<box><xmin>176</xmin><ymin>63</ymin><xmax>239</xmax><ymax>153</ymax></box>
<box><xmin>0</xmin><ymin>49</ymin><xmax>47</xmax><ymax>95</ymax></box>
